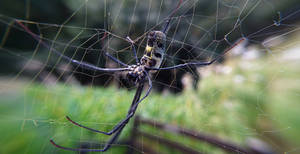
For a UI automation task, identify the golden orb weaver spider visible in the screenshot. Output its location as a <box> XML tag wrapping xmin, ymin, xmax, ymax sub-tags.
<box><xmin>15</xmin><ymin>0</ymin><xmax>244</xmax><ymax>152</ymax></box>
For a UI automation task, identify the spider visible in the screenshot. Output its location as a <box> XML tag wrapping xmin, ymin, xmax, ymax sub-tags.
<box><xmin>15</xmin><ymin>0</ymin><xmax>244</xmax><ymax>152</ymax></box>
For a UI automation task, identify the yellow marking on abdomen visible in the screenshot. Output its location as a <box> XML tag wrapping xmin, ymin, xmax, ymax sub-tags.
<box><xmin>146</xmin><ymin>45</ymin><xmax>152</xmax><ymax>52</ymax></box>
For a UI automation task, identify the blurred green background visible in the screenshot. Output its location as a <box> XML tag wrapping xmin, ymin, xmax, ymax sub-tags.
<box><xmin>1</xmin><ymin>0</ymin><xmax>300</xmax><ymax>153</ymax></box>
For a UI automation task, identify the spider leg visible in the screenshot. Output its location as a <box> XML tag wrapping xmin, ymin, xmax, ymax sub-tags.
<box><xmin>96</xmin><ymin>74</ymin><xmax>152</xmax><ymax>135</ymax></box>
<box><xmin>50</xmin><ymin>139</ymin><xmax>107</xmax><ymax>152</ymax></box>
<box><xmin>15</xmin><ymin>20</ymin><xmax>129</xmax><ymax>72</ymax></box>
<box><xmin>51</xmin><ymin>81</ymin><xmax>148</xmax><ymax>152</ymax></box>
<box><xmin>126</xmin><ymin>36</ymin><xmax>139</xmax><ymax>63</ymax></box>
<box><xmin>148</xmin><ymin>38</ymin><xmax>245</xmax><ymax>71</ymax></box>
<box><xmin>149</xmin><ymin>60</ymin><xmax>214</xmax><ymax>70</ymax></box>
<box><xmin>65</xmin><ymin>74</ymin><xmax>152</xmax><ymax>135</ymax></box>
<box><xmin>162</xmin><ymin>0</ymin><xmax>183</xmax><ymax>33</ymax></box>
<box><xmin>105</xmin><ymin>52</ymin><xmax>128</xmax><ymax>66</ymax></box>
<box><xmin>50</xmin><ymin>118</ymin><xmax>127</xmax><ymax>152</ymax></box>
<box><xmin>129</xmin><ymin>72</ymin><xmax>152</xmax><ymax>113</ymax></box>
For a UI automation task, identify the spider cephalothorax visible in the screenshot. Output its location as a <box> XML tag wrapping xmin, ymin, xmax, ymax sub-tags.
<box><xmin>127</xmin><ymin>63</ymin><xmax>147</xmax><ymax>83</ymax></box>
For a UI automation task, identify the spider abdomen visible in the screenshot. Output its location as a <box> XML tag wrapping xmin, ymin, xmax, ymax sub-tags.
<box><xmin>141</xmin><ymin>30</ymin><xmax>166</xmax><ymax>69</ymax></box>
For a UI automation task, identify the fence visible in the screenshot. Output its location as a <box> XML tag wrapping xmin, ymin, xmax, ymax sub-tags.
<box><xmin>126</xmin><ymin>115</ymin><xmax>274</xmax><ymax>154</ymax></box>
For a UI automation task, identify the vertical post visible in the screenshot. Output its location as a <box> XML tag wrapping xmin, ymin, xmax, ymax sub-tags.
<box><xmin>127</xmin><ymin>115</ymin><xmax>140</xmax><ymax>154</ymax></box>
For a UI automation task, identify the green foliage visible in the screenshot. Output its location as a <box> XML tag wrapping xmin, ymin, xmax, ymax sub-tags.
<box><xmin>1</xmin><ymin>50</ymin><xmax>300</xmax><ymax>153</ymax></box>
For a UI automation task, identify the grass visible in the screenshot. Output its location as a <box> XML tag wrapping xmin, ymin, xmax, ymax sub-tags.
<box><xmin>1</xmin><ymin>42</ymin><xmax>300</xmax><ymax>153</ymax></box>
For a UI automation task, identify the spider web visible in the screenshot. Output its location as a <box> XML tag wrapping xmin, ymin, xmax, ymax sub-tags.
<box><xmin>0</xmin><ymin>0</ymin><xmax>300</xmax><ymax>153</ymax></box>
